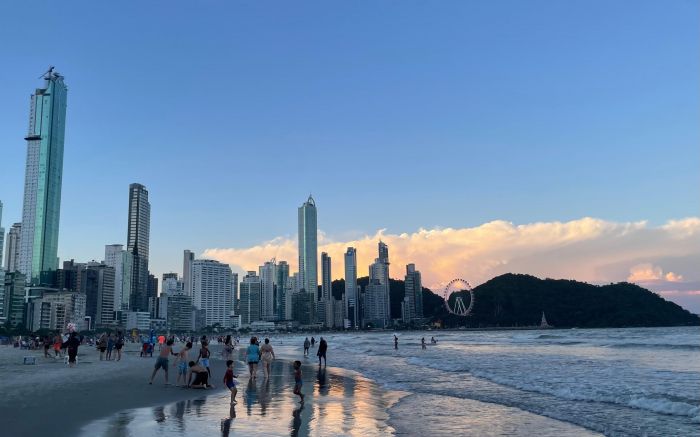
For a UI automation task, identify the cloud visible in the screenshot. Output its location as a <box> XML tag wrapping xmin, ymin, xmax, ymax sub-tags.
<box><xmin>203</xmin><ymin>217</ymin><xmax>700</xmax><ymax>296</ymax></box>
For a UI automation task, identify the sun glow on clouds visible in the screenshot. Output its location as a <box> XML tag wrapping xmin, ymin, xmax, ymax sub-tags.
<box><xmin>203</xmin><ymin>217</ymin><xmax>700</xmax><ymax>302</ymax></box>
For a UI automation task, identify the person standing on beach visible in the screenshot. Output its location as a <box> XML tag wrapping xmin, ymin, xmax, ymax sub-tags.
<box><xmin>53</xmin><ymin>333</ymin><xmax>62</xmax><ymax>358</ymax></box>
<box><xmin>106</xmin><ymin>333</ymin><xmax>115</xmax><ymax>360</ymax></box>
<box><xmin>247</xmin><ymin>337</ymin><xmax>261</xmax><ymax>379</ymax></box>
<box><xmin>175</xmin><ymin>342</ymin><xmax>192</xmax><ymax>386</ymax></box>
<box><xmin>394</xmin><ymin>334</ymin><xmax>399</xmax><ymax>350</ymax></box>
<box><xmin>223</xmin><ymin>335</ymin><xmax>234</xmax><ymax>360</ymax></box>
<box><xmin>115</xmin><ymin>331</ymin><xmax>125</xmax><ymax>361</ymax></box>
<box><xmin>311</xmin><ymin>337</ymin><xmax>315</xmax><ymax>348</ymax></box>
<box><xmin>293</xmin><ymin>360</ymin><xmax>305</xmax><ymax>404</ymax></box>
<box><xmin>43</xmin><ymin>336</ymin><xmax>51</xmax><ymax>358</ymax></box>
<box><xmin>197</xmin><ymin>341</ymin><xmax>212</xmax><ymax>378</ymax></box>
<box><xmin>149</xmin><ymin>338</ymin><xmax>175</xmax><ymax>385</ymax></box>
<box><xmin>421</xmin><ymin>337</ymin><xmax>426</xmax><ymax>350</ymax></box>
<box><xmin>303</xmin><ymin>337</ymin><xmax>310</xmax><ymax>356</ymax></box>
<box><xmin>317</xmin><ymin>337</ymin><xmax>327</xmax><ymax>367</ymax></box>
<box><xmin>223</xmin><ymin>359</ymin><xmax>238</xmax><ymax>405</ymax></box>
<box><xmin>260</xmin><ymin>338</ymin><xmax>275</xmax><ymax>379</ymax></box>
<box><xmin>62</xmin><ymin>332</ymin><xmax>80</xmax><ymax>368</ymax></box>
<box><xmin>98</xmin><ymin>333</ymin><xmax>107</xmax><ymax>360</ymax></box>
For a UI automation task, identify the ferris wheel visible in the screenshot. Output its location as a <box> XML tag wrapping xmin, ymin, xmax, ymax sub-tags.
<box><xmin>443</xmin><ymin>279</ymin><xmax>475</xmax><ymax>316</ymax></box>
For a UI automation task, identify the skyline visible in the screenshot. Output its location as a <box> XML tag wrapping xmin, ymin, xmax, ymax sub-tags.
<box><xmin>0</xmin><ymin>1</ymin><xmax>698</xmax><ymax>312</ymax></box>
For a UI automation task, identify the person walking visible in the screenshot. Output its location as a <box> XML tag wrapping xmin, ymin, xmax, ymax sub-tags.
<box><xmin>310</xmin><ymin>337</ymin><xmax>315</xmax><ymax>348</ymax></box>
<box><xmin>106</xmin><ymin>333</ymin><xmax>115</xmax><ymax>360</ymax></box>
<box><xmin>62</xmin><ymin>332</ymin><xmax>81</xmax><ymax>368</ymax></box>
<box><xmin>246</xmin><ymin>337</ymin><xmax>261</xmax><ymax>379</ymax></box>
<box><xmin>421</xmin><ymin>337</ymin><xmax>426</xmax><ymax>350</ymax></box>
<box><xmin>115</xmin><ymin>331</ymin><xmax>125</xmax><ymax>361</ymax></box>
<box><xmin>317</xmin><ymin>337</ymin><xmax>327</xmax><ymax>367</ymax></box>
<box><xmin>260</xmin><ymin>338</ymin><xmax>275</xmax><ymax>379</ymax></box>
<box><xmin>197</xmin><ymin>341</ymin><xmax>212</xmax><ymax>378</ymax></box>
<box><xmin>303</xmin><ymin>337</ymin><xmax>310</xmax><ymax>356</ymax></box>
<box><xmin>98</xmin><ymin>333</ymin><xmax>107</xmax><ymax>360</ymax></box>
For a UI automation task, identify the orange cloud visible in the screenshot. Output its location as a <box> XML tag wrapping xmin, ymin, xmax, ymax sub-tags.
<box><xmin>202</xmin><ymin>217</ymin><xmax>700</xmax><ymax>290</ymax></box>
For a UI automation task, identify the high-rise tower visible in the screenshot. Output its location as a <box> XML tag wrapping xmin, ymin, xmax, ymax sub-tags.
<box><xmin>344</xmin><ymin>247</ymin><xmax>359</xmax><ymax>328</ymax></box>
<box><xmin>298</xmin><ymin>195</ymin><xmax>318</xmax><ymax>322</ymax></box>
<box><xmin>18</xmin><ymin>68</ymin><xmax>68</xmax><ymax>284</ymax></box>
<box><xmin>126</xmin><ymin>183</ymin><xmax>150</xmax><ymax>311</ymax></box>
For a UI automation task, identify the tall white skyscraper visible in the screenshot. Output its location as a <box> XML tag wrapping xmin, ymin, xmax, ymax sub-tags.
<box><xmin>4</xmin><ymin>223</ymin><xmax>21</xmax><ymax>273</ymax></box>
<box><xmin>344</xmin><ymin>247</ymin><xmax>359</xmax><ymax>328</ymax></box>
<box><xmin>19</xmin><ymin>69</ymin><xmax>68</xmax><ymax>284</ymax></box>
<box><xmin>370</xmin><ymin>241</ymin><xmax>391</xmax><ymax>320</ymax></box>
<box><xmin>259</xmin><ymin>260</ymin><xmax>277</xmax><ymax>321</ymax></box>
<box><xmin>105</xmin><ymin>244</ymin><xmax>126</xmax><ymax>311</ymax></box>
<box><xmin>183</xmin><ymin>249</ymin><xmax>194</xmax><ymax>296</ymax></box>
<box><xmin>192</xmin><ymin>259</ymin><xmax>235</xmax><ymax>328</ymax></box>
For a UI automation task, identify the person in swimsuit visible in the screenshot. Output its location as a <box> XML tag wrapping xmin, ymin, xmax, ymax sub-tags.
<box><xmin>62</xmin><ymin>332</ymin><xmax>81</xmax><ymax>367</ymax></box>
<box><xmin>260</xmin><ymin>338</ymin><xmax>275</xmax><ymax>379</ymax></box>
<box><xmin>106</xmin><ymin>333</ymin><xmax>115</xmax><ymax>360</ymax></box>
<box><xmin>223</xmin><ymin>335</ymin><xmax>234</xmax><ymax>360</ymax></box>
<box><xmin>293</xmin><ymin>360</ymin><xmax>304</xmax><ymax>403</ymax></box>
<box><xmin>223</xmin><ymin>359</ymin><xmax>238</xmax><ymax>405</ymax></box>
<box><xmin>197</xmin><ymin>341</ymin><xmax>212</xmax><ymax>378</ymax></box>
<box><xmin>303</xmin><ymin>337</ymin><xmax>310</xmax><ymax>356</ymax></box>
<box><xmin>175</xmin><ymin>342</ymin><xmax>192</xmax><ymax>386</ymax></box>
<box><xmin>187</xmin><ymin>361</ymin><xmax>212</xmax><ymax>388</ymax></box>
<box><xmin>394</xmin><ymin>334</ymin><xmax>399</xmax><ymax>350</ymax></box>
<box><xmin>421</xmin><ymin>337</ymin><xmax>426</xmax><ymax>350</ymax></box>
<box><xmin>247</xmin><ymin>337</ymin><xmax>260</xmax><ymax>379</ymax></box>
<box><xmin>149</xmin><ymin>338</ymin><xmax>175</xmax><ymax>385</ymax></box>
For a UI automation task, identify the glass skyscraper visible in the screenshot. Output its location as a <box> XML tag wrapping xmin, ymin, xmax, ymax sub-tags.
<box><xmin>298</xmin><ymin>195</ymin><xmax>318</xmax><ymax>323</ymax></box>
<box><xmin>127</xmin><ymin>183</ymin><xmax>150</xmax><ymax>311</ymax></box>
<box><xmin>19</xmin><ymin>68</ymin><xmax>68</xmax><ymax>284</ymax></box>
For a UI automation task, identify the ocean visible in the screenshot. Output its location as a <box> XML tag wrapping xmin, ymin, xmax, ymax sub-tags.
<box><xmin>82</xmin><ymin>326</ymin><xmax>699</xmax><ymax>436</ymax></box>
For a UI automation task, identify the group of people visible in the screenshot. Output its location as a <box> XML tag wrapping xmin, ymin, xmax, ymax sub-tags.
<box><xmin>96</xmin><ymin>331</ymin><xmax>126</xmax><ymax>361</ymax></box>
<box><xmin>302</xmin><ymin>336</ymin><xmax>327</xmax><ymax>366</ymax></box>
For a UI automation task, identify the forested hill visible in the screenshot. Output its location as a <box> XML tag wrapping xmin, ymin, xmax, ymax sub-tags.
<box><xmin>330</xmin><ymin>273</ymin><xmax>700</xmax><ymax>328</ymax></box>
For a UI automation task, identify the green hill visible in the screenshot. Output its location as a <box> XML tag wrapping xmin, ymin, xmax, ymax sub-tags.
<box><xmin>331</xmin><ymin>273</ymin><xmax>700</xmax><ymax>328</ymax></box>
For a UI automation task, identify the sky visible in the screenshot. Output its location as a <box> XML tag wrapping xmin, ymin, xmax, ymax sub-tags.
<box><xmin>0</xmin><ymin>1</ymin><xmax>698</xmax><ymax>311</ymax></box>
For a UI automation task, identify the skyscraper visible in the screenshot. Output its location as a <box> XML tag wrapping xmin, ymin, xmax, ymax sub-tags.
<box><xmin>370</xmin><ymin>241</ymin><xmax>391</xmax><ymax>320</ymax></box>
<box><xmin>126</xmin><ymin>183</ymin><xmax>150</xmax><ymax>311</ymax></box>
<box><xmin>239</xmin><ymin>271</ymin><xmax>261</xmax><ymax>326</ymax></box>
<box><xmin>404</xmin><ymin>263</ymin><xmax>423</xmax><ymax>323</ymax></box>
<box><xmin>19</xmin><ymin>68</ymin><xmax>68</xmax><ymax>284</ymax></box>
<box><xmin>259</xmin><ymin>260</ymin><xmax>277</xmax><ymax>321</ymax></box>
<box><xmin>320</xmin><ymin>252</ymin><xmax>333</xmax><ymax>328</ymax></box>
<box><xmin>276</xmin><ymin>261</ymin><xmax>289</xmax><ymax>320</ymax></box>
<box><xmin>298</xmin><ymin>195</ymin><xmax>318</xmax><ymax>322</ymax></box>
<box><xmin>0</xmin><ymin>201</ymin><xmax>4</xmax><ymax>268</ymax></box>
<box><xmin>4</xmin><ymin>223</ymin><xmax>21</xmax><ymax>272</ymax></box>
<box><xmin>183</xmin><ymin>249</ymin><xmax>194</xmax><ymax>296</ymax></box>
<box><xmin>192</xmin><ymin>259</ymin><xmax>235</xmax><ymax>328</ymax></box>
<box><xmin>298</xmin><ymin>196</ymin><xmax>317</xmax><ymax>294</ymax></box>
<box><xmin>344</xmin><ymin>247</ymin><xmax>359</xmax><ymax>328</ymax></box>
<box><xmin>104</xmin><ymin>244</ymin><xmax>127</xmax><ymax>311</ymax></box>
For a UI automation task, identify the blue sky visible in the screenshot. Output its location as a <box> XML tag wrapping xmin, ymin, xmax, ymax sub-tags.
<box><xmin>0</xmin><ymin>1</ymin><xmax>698</xmax><ymax>304</ymax></box>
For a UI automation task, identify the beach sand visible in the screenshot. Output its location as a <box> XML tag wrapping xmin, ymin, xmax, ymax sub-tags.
<box><xmin>0</xmin><ymin>342</ymin><xmax>230</xmax><ymax>437</ymax></box>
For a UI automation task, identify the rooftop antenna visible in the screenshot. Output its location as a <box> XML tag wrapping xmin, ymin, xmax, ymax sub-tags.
<box><xmin>38</xmin><ymin>66</ymin><xmax>55</xmax><ymax>79</ymax></box>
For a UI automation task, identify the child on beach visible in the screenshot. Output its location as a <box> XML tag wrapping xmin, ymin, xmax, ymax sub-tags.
<box><xmin>293</xmin><ymin>360</ymin><xmax>304</xmax><ymax>404</ymax></box>
<box><xmin>197</xmin><ymin>341</ymin><xmax>212</xmax><ymax>378</ymax></box>
<box><xmin>187</xmin><ymin>361</ymin><xmax>212</xmax><ymax>389</ymax></box>
<box><xmin>175</xmin><ymin>342</ymin><xmax>193</xmax><ymax>386</ymax></box>
<box><xmin>223</xmin><ymin>359</ymin><xmax>238</xmax><ymax>405</ymax></box>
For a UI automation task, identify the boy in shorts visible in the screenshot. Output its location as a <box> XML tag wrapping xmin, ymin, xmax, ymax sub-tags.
<box><xmin>293</xmin><ymin>360</ymin><xmax>304</xmax><ymax>404</ymax></box>
<box><xmin>175</xmin><ymin>342</ymin><xmax>192</xmax><ymax>386</ymax></box>
<box><xmin>223</xmin><ymin>359</ymin><xmax>238</xmax><ymax>404</ymax></box>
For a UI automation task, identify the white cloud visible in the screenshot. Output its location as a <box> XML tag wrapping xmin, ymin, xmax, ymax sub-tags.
<box><xmin>203</xmin><ymin>217</ymin><xmax>700</xmax><ymax>294</ymax></box>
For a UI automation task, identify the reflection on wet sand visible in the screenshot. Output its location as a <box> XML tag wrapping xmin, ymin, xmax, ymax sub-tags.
<box><xmin>82</xmin><ymin>360</ymin><xmax>402</xmax><ymax>436</ymax></box>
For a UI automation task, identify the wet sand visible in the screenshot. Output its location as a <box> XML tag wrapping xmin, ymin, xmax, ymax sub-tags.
<box><xmin>80</xmin><ymin>359</ymin><xmax>403</xmax><ymax>436</ymax></box>
<box><xmin>0</xmin><ymin>343</ymin><xmax>231</xmax><ymax>437</ymax></box>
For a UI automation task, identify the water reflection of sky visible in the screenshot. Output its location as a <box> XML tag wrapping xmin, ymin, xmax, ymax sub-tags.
<box><xmin>81</xmin><ymin>361</ymin><xmax>402</xmax><ymax>437</ymax></box>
